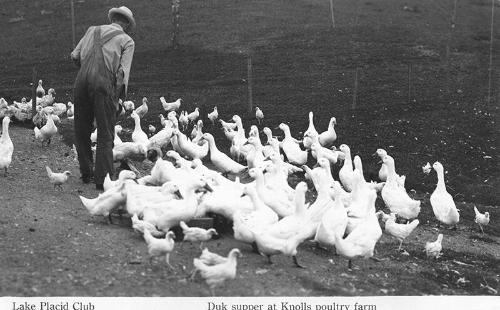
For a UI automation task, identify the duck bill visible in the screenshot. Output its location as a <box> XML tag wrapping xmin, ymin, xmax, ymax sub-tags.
<box><xmin>174</xmin><ymin>190</ymin><xmax>183</xmax><ymax>199</ymax></box>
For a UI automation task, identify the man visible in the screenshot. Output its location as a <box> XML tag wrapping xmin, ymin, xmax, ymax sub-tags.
<box><xmin>70</xmin><ymin>6</ymin><xmax>135</xmax><ymax>190</ymax></box>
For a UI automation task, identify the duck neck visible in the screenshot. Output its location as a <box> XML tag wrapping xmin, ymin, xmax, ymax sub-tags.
<box><xmin>343</xmin><ymin>149</ymin><xmax>352</xmax><ymax>168</ymax></box>
<box><xmin>1</xmin><ymin>120</ymin><xmax>10</xmax><ymax>140</ymax></box>
<box><xmin>206</xmin><ymin>137</ymin><xmax>219</xmax><ymax>153</ymax></box>
<box><xmin>133</xmin><ymin>115</ymin><xmax>141</xmax><ymax>128</ymax></box>
<box><xmin>436</xmin><ymin>169</ymin><xmax>446</xmax><ymax>191</ymax></box>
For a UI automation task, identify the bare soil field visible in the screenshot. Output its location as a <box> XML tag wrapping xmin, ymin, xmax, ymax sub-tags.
<box><xmin>0</xmin><ymin>0</ymin><xmax>499</xmax><ymax>296</ymax></box>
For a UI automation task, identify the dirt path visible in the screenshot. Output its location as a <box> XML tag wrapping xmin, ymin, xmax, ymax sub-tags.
<box><xmin>0</xmin><ymin>126</ymin><xmax>499</xmax><ymax>296</ymax></box>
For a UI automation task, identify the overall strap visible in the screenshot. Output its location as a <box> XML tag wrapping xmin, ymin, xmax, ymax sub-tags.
<box><xmin>100</xmin><ymin>26</ymin><xmax>125</xmax><ymax>46</ymax></box>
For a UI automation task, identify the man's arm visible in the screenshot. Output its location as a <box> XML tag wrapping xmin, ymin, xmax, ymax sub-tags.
<box><xmin>70</xmin><ymin>26</ymin><xmax>93</xmax><ymax>67</ymax></box>
<box><xmin>120</xmin><ymin>39</ymin><xmax>135</xmax><ymax>98</ymax></box>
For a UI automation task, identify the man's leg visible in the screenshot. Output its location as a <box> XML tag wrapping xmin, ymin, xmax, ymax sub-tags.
<box><xmin>73</xmin><ymin>76</ymin><xmax>94</xmax><ymax>182</ymax></box>
<box><xmin>93</xmin><ymin>90</ymin><xmax>116</xmax><ymax>188</ymax></box>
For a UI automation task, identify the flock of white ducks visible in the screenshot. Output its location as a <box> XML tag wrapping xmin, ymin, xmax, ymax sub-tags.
<box><xmin>0</xmin><ymin>90</ymin><xmax>493</xmax><ymax>295</ymax></box>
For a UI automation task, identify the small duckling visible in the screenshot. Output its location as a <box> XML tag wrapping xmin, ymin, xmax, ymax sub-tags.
<box><xmin>199</xmin><ymin>247</ymin><xmax>228</xmax><ymax>266</ymax></box>
<box><xmin>45</xmin><ymin>166</ymin><xmax>71</xmax><ymax>190</ymax></box>
<box><xmin>143</xmin><ymin>229</ymin><xmax>176</xmax><ymax>268</ymax></box>
<box><xmin>180</xmin><ymin>221</ymin><xmax>218</xmax><ymax>249</ymax></box>
<box><xmin>424</xmin><ymin>233</ymin><xmax>443</xmax><ymax>259</ymax></box>
<box><xmin>192</xmin><ymin>248</ymin><xmax>242</xmax><ymax>295</ymax></box>
<box><xmin>474</xmin><ymin>206</ymin><xmax>490</xmax><ymax>234</ymax></box>
<box><xmin>131</xmin><ymin>213</ymin><xmax>165</xmax><ymax>237</ymax></box>
<box><xmin>208</xmin><ymin>107</ymin><xmax>218</xmax><ymax>125</ymax></box>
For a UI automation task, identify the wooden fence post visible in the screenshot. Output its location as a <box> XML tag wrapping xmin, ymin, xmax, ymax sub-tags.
<box><xmin>407</xmin><ymin>63</ymin><xmax>412</xmax><ymax>104</ymax></box>
<box><xmin>172</xmin><ymin>0</ymin><xmax>181</xmax><ymax>50</ymax></box>
<box><xmin>70</xmin><ymin>0</ymin><xmax>76</xmax><ymax>49</ymax></box>
<box><xmin>31</xmin><ymin>68</ymin><xmax>37</xmax><ymax>119</ymax></box>
<box><xmin>488</xmin><ymin>0</ymin><xmax>495</xmax><ymax>103</ymax></box>
<box><xmin>352</xmin><ymin>67</ymin><xmax>359</xmax><ymax>110</ymax></box>
<box><xmin>247</xmin><ymin>55</ymin><xmax>253</xmax><ymax>114</ymax></box>
<box><xmin>329</xmin><ymin>0</ymin><xmax>335</xmax><ymax>28</ymax></box>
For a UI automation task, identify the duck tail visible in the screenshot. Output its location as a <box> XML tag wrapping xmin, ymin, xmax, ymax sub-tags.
<box><xmin>79</xmin><ymin>195</ymin><xmax>96</xmax><ymax>213</ymax></box>
<box><xmin>473</xmin><ymin>206</ymin><xmax>480</xmax><ymax>217</ymax></box>
<box><xmin>34</xmin><ymin>127</ymin><xmax>41</xmax><ymax>139</ymax></box>
<box><xmin>45</xmin><ymin>166</ymin><xmax>52</xmax><ymax>177</ymax></box>
<box><xmin>193</xmin><ymin>258</ymin><xmax>207</xmax><ymax>271</ymax></box>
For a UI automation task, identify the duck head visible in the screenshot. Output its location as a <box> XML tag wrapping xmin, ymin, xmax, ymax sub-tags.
<box><xmin>432</xmin><ymin>161</ymin><xmax>444</xmax><ymax>173</ymax></box>
<box><xmin>229</xmin><ymin>248</ymin><xmax>242</xmax><ymax>258</ymax></box>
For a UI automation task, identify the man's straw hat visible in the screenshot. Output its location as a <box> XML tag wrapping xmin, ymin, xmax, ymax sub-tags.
<box><xmin>108</xmin><ymin>6</ymin><xmax>136</xmax><ymax>30</ymax></box>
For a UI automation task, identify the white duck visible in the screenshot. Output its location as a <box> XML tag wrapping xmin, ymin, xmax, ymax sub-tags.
<box><xmin>161</xmin><ymin>97</ymin><xmax>182</xmax><ymax>112</ymax></box>
<box><xmin>262</xmin><ymin>127</ymin><xmax>280</xmax><ymax>157</ymax></box>
<box><xmin>113</xmin><ymin>125</ymin><xmax>123</xmax><ymax>146</ymax></box>
<box><xmin>375</xmin><ymin>149</ymin><xmax>405</xmax><ymax>186</ymax></box>
<box><xmin>244</xmin><ymin>136</ymin><xmax>266</xmax><ymax>169</ymax></box>
<box><xmin>229</xmin><ymin>115</ymin><xmax>251</xmax><ymax>161</ymax></box>
<box><xmin>202</xmin><ymin>133</ymin><xmax>247</xmax><ymax>175</ymax></box>
<box><xmin>313</xmin><ymin>181</ymin><xmax>348</xmax><ymax>249</ymax></box>
<box><xmin>255</xmin><ymin>107</ymin><xmax>264</xmax><ymax>125</ymax></box>
<box><xmin>425</xmin><ymin>233</ymin><xmax>443</xmax><ymax>259</ymax></box>
<box><xmin>310</xmin><ymin>141</ymin><xmax>340</xmax><ymax>165</ymax></box>
<box><xmin>278</xmin><ymin>123</ymin><xmax>308</xmax><ymax>165</ymax></box>
<box><xmin>333</xmin><ymin>207</ymin><xmax>382</xmax><ymax>270</ymax></box>
<box><xmin>148</xmin><ymin>126</ymin><xmax>174</xmax><ymax>150</ymax></box>
<box><xmin>172</xmin><ymin>129</ymin><xmax>209</xmax><ymax>160</ymax></box>
<box><xmin>103</xmin><ymin>169</ymin><xmax>136</xmax><ymax>192</ymax></box>
<box><xmin>34</xmin><ymin>111</ymin><xmax>57</xmax><ymax>146</ymax></box>
<box><xmin>208</xmin><ymin>107</ymin><xmax>218</xmax><ymax>125</ymax></box>
<box><xmin>36</xmin><ymin>80</ymin><xmax>45</xmax><ymax>97</ymax></box>
<box><xmin>79</xmin><ymin>183</ymin><xmax>127</xmax><ymax>223</ymax></box>
<box><xmin>232</xmin><ymin>185</ymin><xmax>279</xmax><ymax>249</ymax></box>
<box><xmin>0</xmin><ymin>117</ymin><xmax>14</xmax><ymax>176</ymax></box>
<box><xmin>126</xmin><ymin>181</ymin><xmax>182</xmax><ymax>216</ymax></box>
<box><xmin>380</xmin><ymin>155</ymin><xmax>421</xmax><ymax>221</ymax></box>
<box><xmin>474</xmin><ymin>206</ymin><xmax>490</xmax><ymax>234</ymax></box>
<box><xmin>143</xmin><ymin>229</ymin><xmax>176</xmax><ymax>268</ymax></box>
<box><xmin>130</xmin><ymin>110</ymin><xmax>149</xmax><ymax>146</ymax></box>
<box><xmin>131</xmin><ymin>213</ymin><xmax>165</xmax><ymax>237</ymax></box>
<box><xmin>191</xmin><ymin>120</ymin><xmax>204</xmax><ymax>144</ymax></box>
<box><xmin>134</xmin><ymin>97</ymin><xmax>148</xmax><ymax>119</ymax></box>
<box><xmin>112</xmin><ymin>142</ymin><xmax>147</xmax><ymax>162</ymax></box>
<box><xmin>302</xmin><ymin>111</ymin><xmax>319</xmax><ymax>150</ymax></box>
<box><xmin>192</xmin><ymin>248</ymin><xmax>242</xmax><ymax>295</ymax></box>
<box><xmin>142</xmin><ymin>177</ymin><xmax>212</xmax><ymax>232</ymax></box>
<box><xmin>249</xmin><ymin>167</ymin><xmax>294</xmax><ymax>218</ymax></box>
<box><xmin>378</xmin><ymin>211</ymin><xmax>419</xmax><ymax>251</ymax></box>
<box><xmin>318</xmin><ymin>117</ymin><xmax>337</xmax><ymax>148</ymax></box>
<box><xmin>46</xmin><ymin>166</ymin><xmax>71</xmax><ymax>190</ymax></box>
<box><xmin>344</xmin><ymin>170</ymin><xmax>378</xmax><ymax>235</ymax></box>
<box><xmin>430</xmin><ymin>161</ymin><xmax>460</xmax><ymax>227</ymax></box>
<box><xmin>353</xmin><ymin>155</ymin><xmax>385</xmax><ymax>193</ymax></box>
<box><xmin>338</xmin><ymin>144</ymin><xmax>356</xmax><ymax>192</ymax></box>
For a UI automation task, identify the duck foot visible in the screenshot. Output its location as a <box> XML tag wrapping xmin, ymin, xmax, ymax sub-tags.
<box><xmin>107</xmin><ymin>214</ymin><xmax>113</xmax><ymax>224</ymax></box>
<box><xmin>369</xmin><ymin>256</ymin><xmax>382</xmax><ymax>262</ymax></box>
<box><xmin>293</xmin><ymin>256</ymin><xmax>306</xmax><ymax>269</ymax></box>
<box><xmin>348</xmin><ymin>260</ymin><xmax>353</xmax><ymax>270</ymax></box>
<box><xmin>267</xmin><ymin>255</ymin><xmax>273</xmax><ymax>264</ymax></box>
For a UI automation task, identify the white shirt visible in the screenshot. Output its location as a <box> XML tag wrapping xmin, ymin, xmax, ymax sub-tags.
<box><xmin>71</xmin><ymin>23</ymin><xmax>135</xmax><ymax>96</ymax></box>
